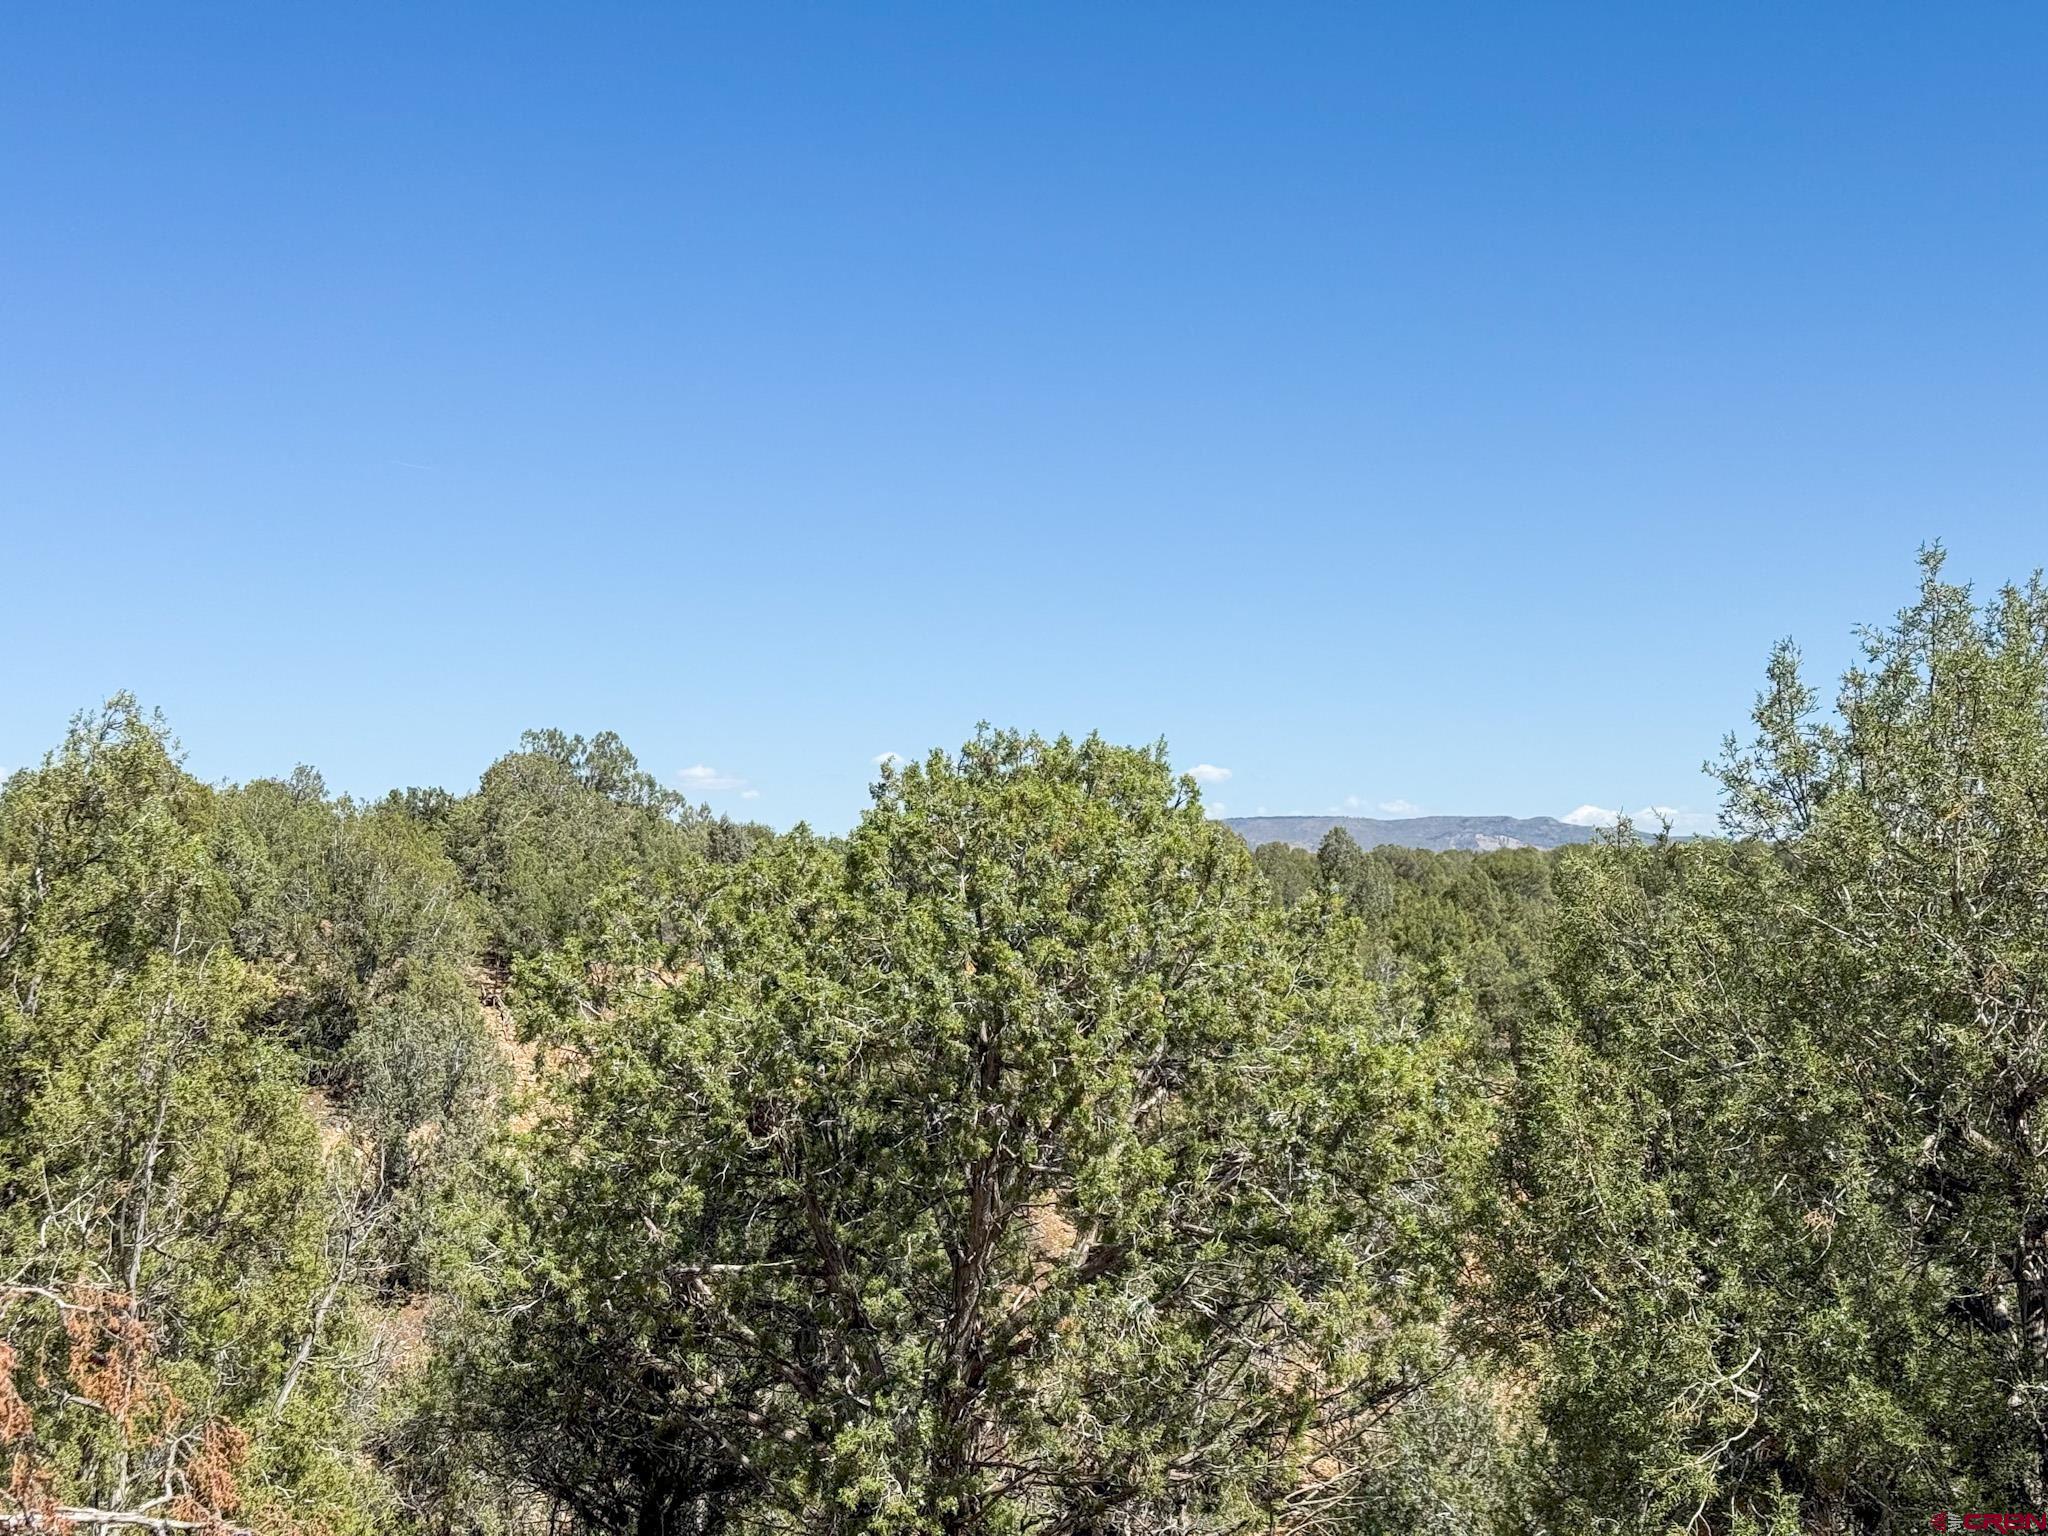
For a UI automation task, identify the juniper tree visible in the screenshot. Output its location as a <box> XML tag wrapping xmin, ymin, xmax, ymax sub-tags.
<box><xmin>481</xmin><ymin>730</ymin><xmax>1475</xmax><ymax>1535</ymax></box>
<box><xmin>0</xmin><ymin>699</ymin><xmax>392</xmax><ymax>1532</ymax></box>
<box><xmin>1507</xmin><ymin>552</ymin><xmax>2048</xmax><ymax>1526</ymax></box>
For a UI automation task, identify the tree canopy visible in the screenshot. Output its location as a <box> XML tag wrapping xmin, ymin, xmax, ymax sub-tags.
<box><xmin>11</xmin><ymin>553</ymin><xmax>2048</xmax><ymax>1533</ymax></box>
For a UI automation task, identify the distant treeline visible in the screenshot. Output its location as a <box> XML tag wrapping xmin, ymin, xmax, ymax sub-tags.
<box><xmin>5</xmin><ymin>550</ymin><xmax>2048</xmax><ymax>1533</ymax></box>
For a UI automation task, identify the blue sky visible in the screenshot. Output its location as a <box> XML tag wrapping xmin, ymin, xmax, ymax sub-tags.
<box><xmin>6</xmin><ymin>5</ymin><xmax>2047</xmax><ymax>833</ymax></box>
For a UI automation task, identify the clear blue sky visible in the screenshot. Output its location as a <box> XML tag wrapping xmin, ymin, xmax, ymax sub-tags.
<box><xmin>6</xmin><ymin>5</ymin><xmax>2047</xmax><ymax>833</ymax></box>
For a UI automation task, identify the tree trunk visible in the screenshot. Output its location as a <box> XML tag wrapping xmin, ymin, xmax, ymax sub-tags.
<box><xmin>2022</xmin><ymin>1212</ymin><xmax>2048</xmax><ymax>1499</ymax></box>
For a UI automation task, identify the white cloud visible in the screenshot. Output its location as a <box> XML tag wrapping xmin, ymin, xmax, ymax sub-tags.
<box><xmin>873</xmin><ymin>751</ymin><xmax>905</xmax><ymax>768</ymax></box>
<box><xmin>1206</xmin><ymin>801</ymin><xmax>1229</xmax><ymax>818</ymax></box>
<box><xmin>1342</xmin><ymin>794</ymin><xmax>1364</xmax><ymax>810</ymax></box>
<box><xmin>1563</xmin><ymin>803</ymin><xmax>1718</xmax><ymax>836</ymax></box>
<box><xmin>1644</xmin><ymin>806</ymin><xmax>1720</xmax><ymax>836</ymax></box>
<box><xmin>1377</xmin><ymin>798</ymin><xmax>1424</xmax><ymax>816</ymax></box>
<box><xmin>1188</xmin><ymin>763</ymin><xmax>1231</xmax><ymax>784</ymax></box>
<box><xmin>740</xmin><ymin>789</ymin><xmax>761</xmax><ymax>800</ymax></box>
<box><xmin>678</xmin><ymin>764</ymin><xmax>750</xmax><ymax>794</ymax></box>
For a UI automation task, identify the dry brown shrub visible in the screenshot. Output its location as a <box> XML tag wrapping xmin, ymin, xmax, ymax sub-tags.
<box><xmin>62</xmin><ymin>1291</ymin><xmax>180</xmax><ymax>1435</ymax></box>
<box><xmin>0</xmin><ymin>1343</ymin><xmax>32</xmax><ymax>1443</ymax></box>
<box><xmin>4</xmin><ymin>1448</ymin><xmax>64</xmax><ymax>1530</ymax></box>
<box><xmin>167</xmin><ymin>1418</ymin><xmax>248</xmax><ymax>1526</ymax></box>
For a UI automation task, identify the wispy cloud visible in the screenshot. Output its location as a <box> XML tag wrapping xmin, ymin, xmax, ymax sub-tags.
<box><xmin>873</xmin><ymin>751</ymin><xmax>906</xmax><ymax>769</ymax></box>
<box><xmin>1564</xmin><ymin>803</ymin><xmax>1717</xmax><ymax>836</ymax></box>
<box><xmin>740</xmin><ymin>789</ymin><xmax>761</xmax><ymax>800</ymax></box>
<box><xmin>1206</xmin><ymin>801</ymin><xmax>1229</xmax><ymax>818</ymax></box>
<box><xmin>1377</xmin><ymin>798</ymin><xmax>1424</xmax><ymax>816</ymax></box>
<box><xmin>678</xmin><ymin>764</ymin><xmax>750</xmax><ymax>794</ymax></box>
<box><xmin>1189</xmin><ymin>763</ymin><xmax>1232</xmax><ymax>784</ymax></box>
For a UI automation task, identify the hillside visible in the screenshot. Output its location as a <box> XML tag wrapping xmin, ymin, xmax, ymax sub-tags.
<box><xmin>1221</xmin><ymin>813</ymin><xmax>1603</xmax><ymax>853</ymax></box>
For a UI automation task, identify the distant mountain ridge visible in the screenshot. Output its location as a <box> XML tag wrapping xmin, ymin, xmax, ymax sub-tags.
<box><xmin>1221</xmin><ymin>814</ymin><xmax>1602</xmax><ymax>854</ymax></box>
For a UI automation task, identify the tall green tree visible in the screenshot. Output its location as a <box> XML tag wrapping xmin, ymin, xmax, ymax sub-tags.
<box><xmin>1506</xmin><ymin>552</ymin><xmax>2048</xmax><ymax>1527</ymax></box>
<box><xmin>220</xmin><ymin>768</ymin><xmax>480</xmax><ymax>1062</ymax></box>
<box><xmin>440</xmin><ymin>729</ymin><xmax>708</xmax><ymax>958</ymax></box>
<box><xmin>471</xmin><ymin>731</ymin><xmax>1473</xmax><ymax>1535</ymax></box>
<box><xmin>0</xmin><ymin>699</ymin><xmax>391</xmax><ymax>1532</ymax></box>
<box><xmin>219</xmin><ymin>775</ymin><xmax>502</xmax><ymax>1295</ymax></box>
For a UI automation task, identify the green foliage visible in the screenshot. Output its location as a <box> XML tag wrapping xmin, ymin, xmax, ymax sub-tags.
<box><xmin>1340</xmin><ymin>1361</ymin><xmax>1537</xmax><ymax>1536</ymax></box>
<box><xmin>441</xmin><ymin>728</ymin><xmax>710</xmax><ymax>957</ymax></box>
<box><xmin>460</xmin><ymin>731</ymin><xmax>1476</xmax><ymax>1534</ymax></box>
<box><xmin>1505</xmin><ymin>552</ymin><xmax>2048</xmax><ymax>1526</ymax></box>
<box><xmin>220</xmin><ymin>771</ymin><xmax>481</xmax><ymax>1064</ymax></box>
<box><xmin>219</xmin><ymin>769</ymin><xmax>502</xmax><ymax>1295</ymax></box>
<box><xmin>0</xmin><ymin>698</ymin><xmax>389</xmax><ymax>1531</ymax></box>
<box><xmin>1260</xmin><ymin>829</ymin><xmax>1558</xmax><ymax>1077</ymax></box>
<box><xmin>1249</xmin><ymin>840</ymin><xmax>1319</xmax><ymax>907</ymax></box>
<box><xmin>22</xmin><ymin>551</ymin><xmax>2048</xmax><ymax>1534</ymax></box>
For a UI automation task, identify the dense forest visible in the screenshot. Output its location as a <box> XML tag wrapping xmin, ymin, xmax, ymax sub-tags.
<box><xmin>7</xmin><ymin>551</ymin><xmax>2048</xmax><ymax>1534</ymax></box>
